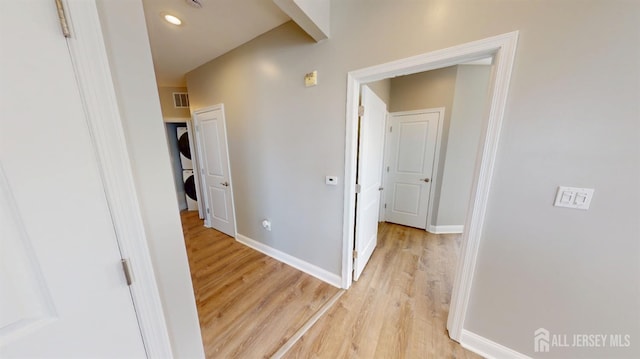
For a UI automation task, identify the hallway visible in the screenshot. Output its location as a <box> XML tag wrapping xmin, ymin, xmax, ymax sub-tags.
<box><xmin>181</xmin><ymin>212</ymin><xmax>479</xmax><ymax>358</ymax></box>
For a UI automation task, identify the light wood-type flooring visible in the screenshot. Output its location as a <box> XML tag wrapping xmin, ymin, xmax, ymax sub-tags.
<box><xmin>181</xmin><ymin>211</ymin><xmax>340</xmax><ymax>358</ymax></box>
<box><xmin>181</xmin><ymin>211</ymin><xmax>481</xmax><ymax>358</ymax></box>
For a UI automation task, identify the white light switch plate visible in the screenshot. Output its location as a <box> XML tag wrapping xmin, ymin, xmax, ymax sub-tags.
<box><xmin>554</xmin><ymin>186</ymin><xmax>594</xmax><ymax>210</ymax></box>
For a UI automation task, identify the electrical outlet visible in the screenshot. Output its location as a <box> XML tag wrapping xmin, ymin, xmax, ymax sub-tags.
<box><xmin>261</xmin><ymin>219</ymin><xmax>271</xmax><ymax>231</ymax></box>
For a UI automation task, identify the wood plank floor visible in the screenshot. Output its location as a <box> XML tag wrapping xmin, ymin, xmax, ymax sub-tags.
<box><xmin>283</xmin><ymin>222</ymin><xmax>483</xmax><ymax>359</ymax></box>
<box><xmin>181</xmin><ymin>212</ymin><xmax>481</xmax><ymax>358</ymax></box>
<box><xmin>180</xmin><ymin>211</ymin><xmax>340</xmax><ymax>358</ymax></box>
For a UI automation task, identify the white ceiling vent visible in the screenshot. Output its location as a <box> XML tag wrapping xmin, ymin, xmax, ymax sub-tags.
<box><xmin>185</xmin><ymin>0</ymin><xmax>203</xmax><ymax>8</ymax></box>
<box><xmin>173</xmin><ymin>92</ymin><xmax>190</xmax><ymax>108</ymax></box>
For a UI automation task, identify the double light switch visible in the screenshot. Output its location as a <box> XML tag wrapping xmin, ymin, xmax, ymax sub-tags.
<box><xmin>554</xmin><ymin>186</ymin><xmax>594</xmax><ymax>210</ymax></box>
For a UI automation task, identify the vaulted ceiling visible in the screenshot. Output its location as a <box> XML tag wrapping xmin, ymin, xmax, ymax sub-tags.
<box><xmin>142</xmin><ymin>0</ymin><xmax>291</xmax><ymax>87</ymax></box>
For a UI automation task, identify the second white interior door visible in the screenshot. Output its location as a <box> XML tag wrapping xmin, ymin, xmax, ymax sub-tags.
<box><xmin>384</xmin><ymin>109</ymin><xmax>442</xmax><ymax>229</ymax></box>
<box><xmin>193</xmin><ymin>105</ymin><xmax>236</xmax><ymax>237</ymax></box>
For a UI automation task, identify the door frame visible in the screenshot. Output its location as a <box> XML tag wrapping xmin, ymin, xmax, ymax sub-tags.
<box><xmin>191</xmin><ymin>104</ymin><xmax>238</xmax><ymax>237</ymax></box>
<box><xmin>64</xmin><ymin>0</ymin><xmax>173</xmax><ymax>356</ymax></box>
<box><xmin>341</xmin><ymin>31</ymin><xmax>519</xmax><ymax>342</ymax></box>
<box><xmin>382</xmin><ymin>108</ymin><xmax>445</xmax><ymax>229</ymax></box>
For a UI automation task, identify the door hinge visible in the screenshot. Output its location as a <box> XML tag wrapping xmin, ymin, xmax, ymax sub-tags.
<box><xmin>389</xmin><ymin>126</ymin><xmax>393</xmax><ymax>133</ymax></box>
<box><xmin>355</xmin><ymin>184</ymin><xmax>362</xmax><ymax>193</ymax></box>
<box><xmin>353</xmin><ymin>250</ymin><xmax>358</xmax><ymax>258</ymax></box>
<box><xmin>195</xmin><ymin>125</ymin><xmax>200</xmax><ymax>132</ymax></box>
<box><xmin>200</xmin><ymin>168</ymin><xmax>204</xmax><ymax>175</ymax></box>
<box><xmin>386</xmin><ymin>166</ymin><xmax>389</xmax><ymax>173</ymax></box>
<box><xmin>384</xmin><ymin>203</ymin><xmax>387</xmax><ymax>209</ymax></box>
<box><xmin>121</xmin><ymin>259</ymin><xmax>133</xmax><ymax>286</ymax></box>
<box><xmin>358</xmin><ymin>106</ymin><xmax>365</xmax><ymax>117</ymax></box>
<box><xmin>54</xmin><ymin>0</ymin><xmax>71</xmax><ymax>38</ymax></box>
<box><xmin>206</xmin><ymin>207</ymin><xmax>210</xmax><ymax>214</ymax></box>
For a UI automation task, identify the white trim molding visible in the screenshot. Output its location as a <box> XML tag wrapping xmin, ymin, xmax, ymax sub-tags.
<box><xmin>341</xmin><ymin>31</ymin><xmax>519</xmax><ymax>344</ymax></box>
<box><xmin>460</xmin><ymin>330</ymin><xmax>532</xmax><ymax>359</ymax></box>
<box><xmin>64</xmin><ymin>1</ymin><xmax>173</xmax><ymax>357</ymax></box>
<box><xmin>236</xmin><ymin>234</ymin><xmax>342</xmax><ymax>288</ymax></box>
<box><xmin>427</xmin><ymin>225</ymin><xmax>464</xmax><ymax>234</ymax></box>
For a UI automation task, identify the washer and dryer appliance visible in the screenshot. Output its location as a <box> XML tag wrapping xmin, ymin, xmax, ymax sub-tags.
<box><xmin>177</xmin><ymin>127</ymin><xmax>198</xmax><ymax>210</ymax></box>
<box><xmin>182</xmin><ymin>169</ymin><xmax>198</xmax><ymax>211</ymax></box>
<box><xmin>177</xmin><ymin>127</ymin><xmax>193</xmax><ymax>170</ymax></box>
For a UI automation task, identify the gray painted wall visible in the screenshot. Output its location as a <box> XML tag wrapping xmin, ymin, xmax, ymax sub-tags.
<box><xmin>436</xmin><ymin>65</ymin><xmax>491</xmax><ymax>226</ymax></box>
<box><xmin>366</xmin><ymin>79</ymin><xmax>391</xmax><ymax>107</ymax></box>
<box><xmin>187</xmin><ymin>1</ymin><xmax>640</xmax><ymax>357</ymax></box>
<box><xmin>96</xmin><ymin>1</ymin><xmax>204</xmax><ymax>358</ymax></box>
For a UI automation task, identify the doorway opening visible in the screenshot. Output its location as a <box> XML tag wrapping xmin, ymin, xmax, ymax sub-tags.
<box><xmin>343</xmin><ymin>32</ymin><xmax>519</xmax><ymax>342</ymax></box>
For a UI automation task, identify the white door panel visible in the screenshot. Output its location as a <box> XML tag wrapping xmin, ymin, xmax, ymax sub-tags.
<box><xmin>353</xmin><ymin>86</ymin><xmax>387</xmax><ymax>281</ymax></box>
<box><xmin>194</xmin><ymin>106</ymin><xmax>236</xmax><ymax>237</ymax></box>
<box><xmin>202</xmin><ymin>122</ymin><xmax>224</xmax><ymax>175</ymax></box>
<box><xmin>397</xmin><ymin>122</ymin><xmax>430</xmax><ymax>172</ymax></box>
<box><xmin>384</xmin><ymin>110</ymin><xmax>441</xmax><ymax>229</ymax></box>
<box><xmin>0</xmin><ymin>1</ymin><xmax>145</xmax><ymax>356</ymax></box>
<box><xmin>210</xmin><ymin>187</ymin><xmax>230</xmax><ymax>221</ymax></box>
<box><xmin>392</xmin><ymin>183</ymin><xmax>422</xmax><ymax>214</ymax></box>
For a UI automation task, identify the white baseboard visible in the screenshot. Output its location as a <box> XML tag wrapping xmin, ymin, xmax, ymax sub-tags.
<box><xmin>460</xmin><ymin>330</ymin><xmax>532</xmax><ymax>359</ymax></box>
<box><xmin>427</xmin><ymin>224</ymin><xmax>464</xmax><ymax>234</ymax></box>
<box><xmin>236</xmin><ymin>234</ymin><xmax>342</xmax><ymax>288</ymax></box>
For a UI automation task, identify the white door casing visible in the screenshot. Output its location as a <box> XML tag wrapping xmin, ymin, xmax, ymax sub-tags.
<box><xmin>384</xmin><ymin>109</ymin><xmax>442</xmax><ymax>229</ymax></box>
<box><xmin>353</xmin><ymin>86</ymin><xmax>387</xmax><ymax>281</ymax></box>
<box><xmin>193</xmin><ymin>105</ymin><xmax>237</xmax><ymax>237</ymax></box>
<box><xmin>0</xmin><ymin>0</ymin><xmax>146</xmax><ymax>356</ymax></box>
<box><xmin>341</xmin><ymin>32</ymin><xmax>519</xmax><ymax>343</ymax></box>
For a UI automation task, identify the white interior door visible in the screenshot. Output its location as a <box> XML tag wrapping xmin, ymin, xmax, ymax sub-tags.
<box><xmin>353</xmin><ymin>86</ymin><xmax>387</xmax><ymax>281</ymax></box>
<box><xmin>193</xmin><ymin>106</ymin><xmax>236</xmax><ymax>237</ymax></box>
<box><xmin>0</xmin><ymin>1</ymin><xmax>145</xmax><ymax>357</ymax></box>
<box><xmin>384</xmin><ymin>110</ymin><xmax>441</xmax><ymax>229</ymax></box>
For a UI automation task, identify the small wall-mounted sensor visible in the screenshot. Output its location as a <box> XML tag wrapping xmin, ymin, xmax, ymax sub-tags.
<box><xmin>305</xmin><ymin>71</ymin><xmax>318</xmax><ymax>87</ymax></box>
<box><xmin>326</xmin><ymin>176</ymin><xmax>338</xmax><ymax>185</ymax></box>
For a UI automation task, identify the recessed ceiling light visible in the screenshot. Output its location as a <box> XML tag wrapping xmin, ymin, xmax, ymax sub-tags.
<box><xmin>163</xmin><ymin>14</ymin><xmax>182</xmax><ymax>26</ymax></box>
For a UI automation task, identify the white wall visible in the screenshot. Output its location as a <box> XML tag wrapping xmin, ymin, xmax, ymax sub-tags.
<box><xmin>187</xmin><ymin>1</ymin><xmax>640</xmax><ymax>357</ymax></box>
<box><xmin>95</xmin><ymin>1</ymin><xmax>204</xmax><ymax>358</ymax></box>
<box><xmin>436</xmin><ymin>65</ymin><xmax>491</xmax><ymax>226</ymax></box>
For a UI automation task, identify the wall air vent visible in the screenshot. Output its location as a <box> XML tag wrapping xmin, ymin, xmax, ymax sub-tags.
<box><xmin>173</xmin><ymin>92</ymin><xmax>190</xmax><ymax>108</ymax></box>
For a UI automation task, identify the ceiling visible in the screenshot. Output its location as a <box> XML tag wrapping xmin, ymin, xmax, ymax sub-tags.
<box><xmin>142</xmin><ymin>0</ymin><xmax>291</xmax><ymax>87</ymax></box>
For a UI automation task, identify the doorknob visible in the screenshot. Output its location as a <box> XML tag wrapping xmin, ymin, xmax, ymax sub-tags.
<box><xmin>419</xmin><ymin>178</ymin><xmax>430</xmax><ymax>183</ymax></box>
<box><xmin>220</xmin><ymin>181</ymin><xmax>229</xmax><ymax>187</ymax></box>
